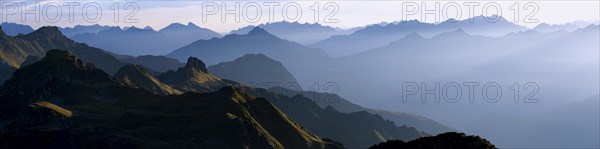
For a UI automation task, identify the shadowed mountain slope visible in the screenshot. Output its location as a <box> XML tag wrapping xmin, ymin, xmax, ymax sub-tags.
<box><xmin>0</xmin><ymin>49</ymin><xmax>342</xmax><ymax>149</ymax></box>
<box><xmin>114</xmin><ymin>64</ymin><xmax>183</xmax><ymax>95</ymax></box>
<box><xmin>208</xmin><ymin>53</ymin><xmax>299</xmax><ymax>88</ymax></box>
<box><xmin>158</xmin><ymin>57</ymin><xmax>235</xmax><ymax>93</ymax></box>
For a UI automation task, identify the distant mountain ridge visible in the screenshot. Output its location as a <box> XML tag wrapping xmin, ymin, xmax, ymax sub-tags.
<box><xmin>0</xmin><ymin>22</ymin><xmax>34</xmax><ymax>36</ymax></box>
<box><xmin>71</xmin><ymin>22</ymin><xmax>222</xmax><ymax>56</ymax></box>
<box><xmin>229</xmin><ymin>21</ymin><xmax>357</xmax><ymax>45</ymax></box>
<box><xmin>59</xmin><ymin>24</ymin><xmax>116</xmax><ymax>37</ymax></box>
<box><xmin>310</xmin><ymin>15</ymin><xmax>528</xmax><ymax>57</ymax></box>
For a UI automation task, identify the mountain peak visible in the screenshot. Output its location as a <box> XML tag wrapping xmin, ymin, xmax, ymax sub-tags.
<box><xmin>187</xmin><ymin>22</ymin><xmax>200</xmax><ymax>28</ymax></box>
<box><xmin>184</xmin><ymin>57</ymin><xmax>208</xmax><ymax>72</ymax></box>
<box><xmin>248</xmin><ymin>27</ymin><xmax>271</xmax><ymax>35</ymax></box>
<box><xmin>238</xmin><ymin>53</ymin><xmax>272</xmax><ymax>61</ymax></box>
<box><xmin>435</xmin><ymin>29</ymin><xmax>470</xmax><ymax>38</ymax></box>
<box><xmin>165</xmin><ymin>23</ymin><xmax>186</xmax><ymax>28</ymax></box>
<box><xmin>403</xmin><ymin>32</ymin><xmax>424</xmax><ymax>40</ymax></box>
<box><xmin>143</xmin><ymin>26</ymin><xmax>154</xmax><ymax>30</ymax></box>
<box><xmin>452</xmin><ymin>29</ymin><xmax>468</xmax><ymax>34</ymax></box>
<box><xmin>161</xmin><ymin>22</ymin><xmax>200</xmax><ymax>31</ymax></box>
<box><xmin>28</xmin><ymin>26</ymin><xmax>64</xmax><ymax>38</ymax></box>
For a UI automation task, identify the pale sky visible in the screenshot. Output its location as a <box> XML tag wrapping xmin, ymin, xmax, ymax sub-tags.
<box><xmin>1</xmin><ymin>1</ymin><xmax>598</xmax><ymax>33</ymax></box>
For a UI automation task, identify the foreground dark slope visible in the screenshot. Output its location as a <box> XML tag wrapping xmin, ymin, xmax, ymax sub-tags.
<box><xmin>369</xmin><ymin>132</ymin><xmax>496</xmax><ymax>149</ymax></box>
<box><xmin>0</xmin><ymin>50</ymin><xmax>341</xmax><ymax>149</ymax></box>
<box><xmin>244</xmin><ymin>87</ymin><xmax>426</xmax><ymax>148</ymax></box>
<box><xmin>271</xmin><ymin>87</ymin><xmax>456</xmax><ymax>135</ymax></box>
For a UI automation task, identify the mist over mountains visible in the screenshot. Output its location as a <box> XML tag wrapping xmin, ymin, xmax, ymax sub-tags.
<box><xmin>310</xmin><ymin>16</ymin><xmax>530</xmax><ymax>57</ymax></box>
<box><xmin>0</xmin><ymin>14</ymin><xmax>598</xmax><ymax>148</ymax></box>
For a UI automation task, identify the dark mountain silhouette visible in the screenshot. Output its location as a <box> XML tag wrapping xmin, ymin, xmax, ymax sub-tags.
<box><xmin>241</xmin><ymin>87</ymin><xmax>426</xmax><ymax>148</ymax></box>
<box><xmin>168</xmin><ymin>27</ymin><xmax>332</xmax><ymax>87</ymax></box>
<box><xmin>114</xmin><ymin>64</ymin><xmax>183</xmax><ymax>95</ymax></box>
<box><xmin>229</xmin><ymin>22</ymin><xmax>357</xmax><ymax>45</ymax></box>
<box><xmin>268</xmin><ymin>87</ymin><xmax>455</xmax><ymax>135</ymax></box>
<box><xmin>208</xmin><ymin>53</ymin><xmax>299</xmax><ymax>88</ymax></box>
<box><xmin>155</xmin><ymin>55</ymin><xmax>426</xmax><ymax>148</ymax></box>
<box><xmin>0</xmin><ymin>26</ymin><xmax>126</xmax><ymax>76</ymax></box>
<box><xmin>158</xmin><ymin>57</ymin><xmax>234</xmax><ymax>93</ymax></box>
<box><xmin>59</xmin><ymin>24</ymin><xmax>116</xmax><ymax>37</ymax></box>
<box><xmin>369</xmin><ymin>132</ymin><xmax>496</xmax><ymax>149</ymax></box>
<box><xmin>0</xmin><ymin>49</ymin><xmax>343</xmax><ymax>149</ymax></box>
<box><xmin>0</xmin><ymin>22</ymin><xmax>34</xmax><ymax>36</ymax></box>
<box><xmin>71</xmin><ymin>23</ymin><xmax>222</xmax><ymax>56</ymax></box>
<box><xmin>310</xmin><ymin>15</ymin><xmax>527</xmax><ymax>57</ymax></box>
<box><xmin>119</xmin><ymin>55</ymin><xmax>184</xmax><ymax>73</ymax></box>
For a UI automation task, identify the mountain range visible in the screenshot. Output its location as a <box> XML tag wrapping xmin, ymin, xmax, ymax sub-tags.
<box><xmin>2</xmin><ymin>17</ymin><xmax>594</xmax><ymax>148</ymax></box>
<box><xmin>0</xmin><ymin>50</ymin><xmax>343</xmax><ymax>148</ymax></box>
<box><xmin>0</xmin><ymin>49</ymin><xmax>434</xmax><ymax>148</ymax></box>
<box><xmin>0</xmin><ymin>26</ymin><xmax>126</xmax><ymax>83</ymax></box>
